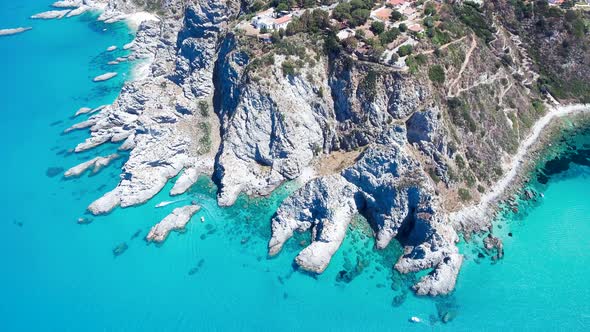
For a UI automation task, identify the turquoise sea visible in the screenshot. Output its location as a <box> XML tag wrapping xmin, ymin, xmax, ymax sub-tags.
<box><xmin>1</xmin><ymin>1</ymin><xmax>589</xmax><ymax>331</ymax></box>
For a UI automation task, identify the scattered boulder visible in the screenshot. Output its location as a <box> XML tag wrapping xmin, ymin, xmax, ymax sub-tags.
<box><xmin>113</xmin><ymin>242</ymin><xmax>128</xmax><ymax>257</ymax></box>
<box><xmin>46</xmin><ymin>167</ymin><xmax>64</xmax><ymax>178</ymax></box>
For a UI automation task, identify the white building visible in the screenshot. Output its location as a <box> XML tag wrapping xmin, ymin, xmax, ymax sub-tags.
<box><xmin>337</xmin><ymin>28</ymin><xmax>356</xmax><ymax>41</ymax></box>
<box><xmin>274</xmin><ymin>15</ymin><xmax>292</xmax><ymax>30</ymax></box>
<box><xmin>251</xmin><ymin>8</ymin><xmax>293</xmax><ymax>31</ymax></box>
<box><xmin>253</xmin><ymin>16</ymin><xmax>275</xmax><ymax>30</ymax></box>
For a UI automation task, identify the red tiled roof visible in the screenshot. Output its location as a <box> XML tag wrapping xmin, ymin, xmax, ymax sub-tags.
<box><xmin>373</xmin><ymin>8</ymin><xmax>392</xmax><ymax>21</ymax></box>
<box><xmin>274</xmin><ymin>15</ymin><xmax>292</xmax><ymax>24</ymax></box>
<box><xmin>388</xmin><ymin>0</ymin><xmax>406</xmax><ymax>6</ymax></box>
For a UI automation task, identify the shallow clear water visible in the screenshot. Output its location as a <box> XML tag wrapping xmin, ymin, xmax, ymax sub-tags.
<box><xmin>1</xmin><ymin>2</ymin><xmax>589</xmax><ymax>331</ymax></box>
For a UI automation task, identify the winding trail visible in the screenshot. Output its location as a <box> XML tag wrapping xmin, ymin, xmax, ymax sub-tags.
<box><xmin>451</xmin><ymin>103</ymin><xmax>590</xmax><ymax>229</ymax></box>
<box><xmin>448</xmin><ymin>36</ymin><xmax>477</xmax><ymax>98</ymax></box>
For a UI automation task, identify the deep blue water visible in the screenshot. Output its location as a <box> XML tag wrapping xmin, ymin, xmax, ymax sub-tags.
<box><xmin>1</xmin><ymin>1</ymin><xmax>589</xmax><ymax>331</ymax></box>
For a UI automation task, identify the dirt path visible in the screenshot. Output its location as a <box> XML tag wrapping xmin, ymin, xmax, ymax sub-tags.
<box><xmin>447</xmin><ymin>36</ymin><xmax>478</xmax><ymax>98</ymax></box>
<box><xmin>451</xmin><ymin>103</ymin><xmax>590</xmax><ymax>229</ymax></box>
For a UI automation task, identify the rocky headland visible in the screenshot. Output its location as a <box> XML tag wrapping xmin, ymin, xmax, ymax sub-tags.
<box><xmin>58</xmin><ymin>0</ymin><xmax>590</xmax><ymax>296</ymax></box>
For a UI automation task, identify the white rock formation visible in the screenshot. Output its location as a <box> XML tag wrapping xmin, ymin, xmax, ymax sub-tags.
<box><xmin>269</xmin><ymin>128</ymin><xmax>462</xmax><ymax>295</ymax></box>
<box><xmin>170</xmin><ymin>167</ymin><xmax>200</xmax><ymax>196</ymax></box>
<box><xmin>31</xmin><ymin>10</ymin><xmax>71</xmax><ymax>19</ymax></box>
<box><xmin>52</xmin><ymin>0</ymin><xmax>82</xmax><ymax>8</ymax></box>
<box><xmin>215</xmin><ymin>55</ymin><xmax>332</xmax><ymax>206</ymax></box>
<box><xmin>0</xmin><ymin>27</ymin><xmax>32</xmax><ymax>36</ymax></box>
<box><xmin>66</xmin><ymin>6</ymin><xmax>90</xmax><ymax>17</ymax></box>
<box><xmin>93</xmin><ymin>72</ymin><xmax>117</xmax><ymax>82</ymax></box>
<box><xmin>65</xmin><ymin>0</ymin><xmax>466</xmax><ymax>296</ymax></box>
<box><xmin>146</xmin><ymin>205</ymin><xmax>201</xmax><ymax>242</ymax></box>
<box><xmin>64</xmin><ymin>154</ymin><xmax>119</xmax><ymax>177</ymax></box>
<box><xmin>74</xmin><ymin>107</ymin><xmax>92</xmax><ymax>117</ymax></box>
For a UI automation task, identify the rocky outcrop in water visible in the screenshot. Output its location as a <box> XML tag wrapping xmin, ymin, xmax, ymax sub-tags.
<box><xmin>65</xmin><ymin>0</ymin><xmax>574</xmax><ymax>296</ymax></box>
<box><xmin>0</xmin><ymin>27</ymin><xmax>32</xmax><ymax>36</ymax></box>
<box><xmin>64</xmin><ymin>153</ymin><xmax>119</xmax><ymax>177</ymax></box>
<box><xmin>269</xmin><ymin>127</ymin><xmax>461</xmax><ymax>295</ymax></box>
<box><xmin>69</xmin><ymin>1</ymin><xmax>240</xmax><ymax>215</ymax></box>
<box><xmin>147</xmin><ymin>204</ymin><xmax>200</xmax><ymax>242</ymax></box>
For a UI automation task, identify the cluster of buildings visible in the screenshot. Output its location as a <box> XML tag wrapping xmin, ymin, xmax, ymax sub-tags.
<box><xmin>370</xmin><ymin>0</ymin><xmax>424</xmax><ymax>33</ymax></box>
<box><xmin>252</xmin><ymin>8</ymin><xmax>293</xmax><ymax>32</ymax></box>
<box><xmin>245</xmin><ymin>1</ymin><xmax>435</xmax><ymax>69</ymax></box>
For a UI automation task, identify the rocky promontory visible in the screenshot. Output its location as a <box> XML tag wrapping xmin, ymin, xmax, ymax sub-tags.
<box><xmin>61</xmin><ymin>0</ymin><xmax>590</xmax><ymax>296</ymax></box>
<box><xmin>146</xmin><ymin>204</ymin><xmax>201</xmax><ymax>242</ymax></box>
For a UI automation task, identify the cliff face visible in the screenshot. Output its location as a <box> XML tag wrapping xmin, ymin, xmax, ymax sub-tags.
<box><xmin>68</xmin><ymin>0</ymin><xmax>568</xmax><ymax>295</ymax></box>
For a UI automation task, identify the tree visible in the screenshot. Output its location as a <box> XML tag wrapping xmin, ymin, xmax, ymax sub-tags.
<box><xmin>332</xmin><ymin>3</ymin><xmax>352</xmax><ymax>22</ymax></box>
<box><xmin>399</xmin><ymin>23</ymin><xmax>407</xmax><ymax>32</ymax></box>
<box><xmin>428</xmin><ymin>64</ymin><xmax>446</xmax><ymax>84</ymax></box>
<box><xmin>282</xmin><ymin>60</ymin><xmax>297</xmax><ymax>76</ymax></box>
<box><xmin>424</xmin><ymin>2</ymin><xmax>437</xmax><ymax>16</ymax></box>
<box><xmin>350</xmin><ymin>8</ymin><xmax>370</xmax><ymax>27</ymax></box>
<box><xmin>271</xmin><ymin>31</ymin><xmax>282</xmax><ymax>43</ymax></box>
<box><xmin>390</xmin><ymin>10</ymin><xmax>403</xmax><ymax>22</ymax></box>
<box><xmin>371</xmin><ymin>21</ymin><xmax>385</xmax><ymax>34</ymax></box>
<box><xmin>276</xmin><ymin>2</ymin><xmax>289</xmax><ymax>12</ymax></box>
<box><xmin>397</xmin><ymin>44</ymin><xmax>413</xmax><ymax>56</ymax></box>
<box><xmin>379</xmin><ymin>27</ymin><xmax>400</xmax><ymax>44</ymax></box>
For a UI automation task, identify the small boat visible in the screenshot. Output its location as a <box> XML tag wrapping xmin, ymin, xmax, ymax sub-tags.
<box><xmin>540</xmin><ymin>192</ymin><xmax>545</xmax><ymax>198</ymax></box>
<box><xmin>409</xmin><ymin>316</ymin><xmax>421</xmax><ymax>323</ymax></box>
<box><xmin>200</xmin><ymin>216</ymin><xmax>205</xmax><ymax>223</ymax></box>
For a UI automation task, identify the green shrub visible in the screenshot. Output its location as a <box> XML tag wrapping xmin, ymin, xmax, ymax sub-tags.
<box><xmin>198</xmin><ymin>122</ymin><xmax>212</xmax><ymax>154</ymax></box>
<box><xmin>428</xmin><ymin>64</ymin><xmax>446</xmax><ymax>84</ymax></box>
<box><xmin>455</xmin><ymin>2</ymin><xmax>496</xmax><ymax>43</ymax></box>
<box><xmin>198</xmin><ymin>101</ymin><xmax>209</xmax><ymax>117</ymax></box>
<box><xmin>379</xmin><ymin>28</ymin><xmax>400</xmax><ymax>44</ymax></box>
<box><xmin>397</xmin><ymin>44</ymin><xmax>413</xmax><ymax>57</ymax></box>
<box><xmin>458</xmin><ymin>188</ymin><xmax>472</xmax><ymax>201</ymax></box>
<box><xmin>371</xmin><ymin>21</ymin><xmax>385</xmax><ymax>34</ymax></box>
<box><xmin>455</xmin><ymin>155</ymin><xmax>466</xmax><ymax>169</ymax></box>
<box><xmin>282</xmin><ymin>60</ymin><xmax>297</xmax><ymax>76</ymax></box>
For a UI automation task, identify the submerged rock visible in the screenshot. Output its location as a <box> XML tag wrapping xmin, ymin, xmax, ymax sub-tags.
<box><xmin>77</xmin><ymin>217</ymin><xmax>93</xmax><ymax>225</ymax></box>
<box><xmin>46</xmin><ymin>167</ymin><xmax>64</xmax><ymax>178</ymax></box>
<box><xmin>188</xmin><ymin>259</ymin><xmax>205</xmax><ymax>275</ymax></box>
<box><xmin>391</xmin><ymin>292</ymin><xmax>407</xmax><ymax>307</ymax></box>
<box><xmin>113</xmin><ymin>242</ymin><xmax>128</xmax><ymax>257</ymax></box>
<box><xmin>483</xmin><ymin>234</ymin><xmax>504</xmax><ymax>260</ymax></box>
<box><xmin>436</xmin><ymin>297</ymin><xmax>459</xmax><ymax>324</ymax></box>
